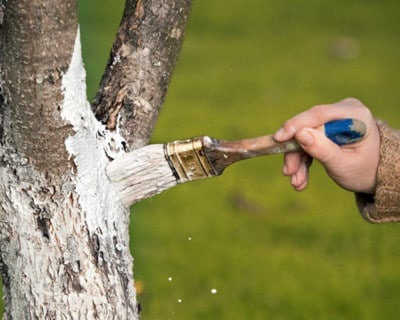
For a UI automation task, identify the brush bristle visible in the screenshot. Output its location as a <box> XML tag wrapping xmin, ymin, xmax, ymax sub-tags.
<box><xmin>106</xmin><ymin>144</ymin><xmax>178</xmax><ymax>207</ymax></box>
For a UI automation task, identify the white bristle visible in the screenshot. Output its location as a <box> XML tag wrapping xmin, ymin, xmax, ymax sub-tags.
<box><xmin>106</xmin><ymin>144</ymin><xmax>178</xmax><ymax>207</ymax></box>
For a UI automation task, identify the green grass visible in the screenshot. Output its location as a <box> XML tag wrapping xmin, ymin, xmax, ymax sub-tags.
<box><xmin>3</xmin><ymin>0</ymin><xmax>400</xmax><ymax>318</ymax></box>
<box><xmin>131</xmin><ymin>1</ymin><xmax>400</xmax><ymax>318</ymax></box>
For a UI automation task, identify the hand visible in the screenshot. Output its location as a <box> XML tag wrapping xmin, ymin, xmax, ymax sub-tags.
<box><xmin>273</xmin><ymin>98</ymin><xmax>380</xmax><ymax>194</ymax></box>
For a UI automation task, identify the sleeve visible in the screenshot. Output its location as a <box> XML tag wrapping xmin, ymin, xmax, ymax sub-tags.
<box><xmin>356</xmin><ymin>121</ymin><xmax>400</xmax><ymax>223</ymax></box>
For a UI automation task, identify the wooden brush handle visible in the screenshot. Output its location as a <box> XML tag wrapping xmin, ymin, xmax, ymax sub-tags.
<box><xmin>204</xmin><ymin>119</ymin><xmax>366</xmax><ymax>174</ymax></box>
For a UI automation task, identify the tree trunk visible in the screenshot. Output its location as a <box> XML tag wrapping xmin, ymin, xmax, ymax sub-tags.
<box><xmin>0</xmin><ymin>0</ymin><xmax>191</xmax><ymax>318</ymax></box>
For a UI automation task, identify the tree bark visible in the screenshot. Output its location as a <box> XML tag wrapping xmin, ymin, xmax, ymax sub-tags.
<box><xmin>93</xmin><ymin>0</ymin><xmax>192</xmax><ymax>150</ymax></box>
<box><xmin>0</xmin><ymin>0</ymin><xmax>191</xmax><ymax>318</ymax></box>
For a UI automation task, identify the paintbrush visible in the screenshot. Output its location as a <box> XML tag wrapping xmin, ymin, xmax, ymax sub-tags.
<box><xmin>107</xmin><ymin>118</ymin><xmax>366</xmax><ymax>207</ymax></box>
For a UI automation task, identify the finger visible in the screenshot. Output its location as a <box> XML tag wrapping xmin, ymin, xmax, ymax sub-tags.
<box><xmin>291</xmin><ymin>154</ymin><xmax>312</xmax><ymax>191</ymax></box>
<box><xmin>274</xmin><ymin>98</ymin><xmax>370</xmax><ymax>142</ymax></box>
<box><xmin>292</xmin><ymin>98</ymin><xmax>367</xmax><ymax>129</ymax></box>
<box><xmin>283</xmin><ymin>152</ymin><xmax>302</xmax><ymax>176</ymax></box>
<box><xmin>295</xmin><ymin>127</ymin><xmax>343</xmax><ymax>166</ymax></box>
<box><xmin>292</xmin><ymin>172</ymin><xmax>308</xmax><ymax>191</ymax></box>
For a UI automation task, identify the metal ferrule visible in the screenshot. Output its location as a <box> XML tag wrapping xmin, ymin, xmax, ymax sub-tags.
<box><xmin>165</xmin><ymin>137</ymin><xmax>216</xmax><ymax>183</ymax></box>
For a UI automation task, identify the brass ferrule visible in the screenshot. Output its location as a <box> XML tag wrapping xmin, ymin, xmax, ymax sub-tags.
<box><xmin>165</xmin><ymin>137</ymin><xmax>216</xmax><ymax>182</ymax></box>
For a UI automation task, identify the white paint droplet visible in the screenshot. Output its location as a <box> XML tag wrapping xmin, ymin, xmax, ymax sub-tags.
<box><xmin>211</xmin><ymin>288</ymin><xmax>217</xmax><ymax>294</ymax></box>
<box><xmin>178</xmin><ymin>299</ymin><xmax>182</xmax><ymax>303</ymax></box>
<box><xmin>168</xmin><ymin>277</ymin><xmax>173</xmax><ymax>282</ymax></box>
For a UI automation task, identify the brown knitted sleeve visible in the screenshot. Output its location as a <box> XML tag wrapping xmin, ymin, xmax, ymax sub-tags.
<box><xmin>356</xmin><ymin>121</ymin><xmax>400</xmax><ymax>223</ymax></box>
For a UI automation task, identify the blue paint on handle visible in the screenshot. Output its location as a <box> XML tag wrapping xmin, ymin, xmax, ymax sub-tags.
<box><xmin>324</xmin><ymin>119</ymin><xmax>366</xmax><ymax>146</ymax></box>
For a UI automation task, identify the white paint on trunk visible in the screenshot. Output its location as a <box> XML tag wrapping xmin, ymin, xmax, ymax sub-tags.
<box><xmin>60</xmin><ymin>27</ymin><xmax>126</xmax><ymax>233</ymax></box>
<box><xmin>59</xmin><ymin>26</ymin><xmax>138</xmax><ymax>318</ymax></box>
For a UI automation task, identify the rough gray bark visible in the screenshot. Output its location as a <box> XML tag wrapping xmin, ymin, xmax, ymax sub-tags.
<box><xmin>0</xmin><ymin>0</ymin><xmax>191</xmax><ymax>318</ymax></box>
<box><xmin>93</xmin><ymin>0</ymin><xmax>192</xmax><ymax>149</ymax></box>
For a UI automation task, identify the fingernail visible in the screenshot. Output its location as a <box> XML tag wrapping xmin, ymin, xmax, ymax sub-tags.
<box><xmin>283</xmin><ymin>163</ymin><xmax>289</xmax><ymax>175</ymax></box>
<box><xmin>297</xmin><ymin>129</ymin><xmax>314</xmax><ymax>147</ymax></box>
<box><xmin>274</xmin><ymin>128</ymin><xmax>285</xmax><ymax>141</ymax></box>
<box><xmin>291</xmin><ymin>174</ymin><xmax>298</xmax><ymax>188</ymax></box>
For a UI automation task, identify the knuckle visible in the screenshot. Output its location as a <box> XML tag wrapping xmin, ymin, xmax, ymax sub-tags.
<box><xmin>282</xmin><ymin>118</ymin><xmax>297</xmax><ymax>132</ymax></box>
<box><xmin>341</xmin><ymin>97</ymin><xmax>362</xmax><ymax>105</ymax></box>
<box><xmin>342</xmin><ymin>97</ymin><xmax>372</xmax><ymax>118</ymax></box>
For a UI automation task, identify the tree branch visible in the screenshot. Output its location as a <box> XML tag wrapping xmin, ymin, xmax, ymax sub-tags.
<box><xmin>92</xmin><ymin>0</ymin><xmax>192</xmax><ymax>150</ymax></box>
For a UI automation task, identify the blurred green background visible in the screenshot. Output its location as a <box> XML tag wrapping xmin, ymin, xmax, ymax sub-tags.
<box><xmin>80</xmin><ymin>0</ymin><xmax>400</xmax><ymax>319</ymax></box>
<box><xmin>4</xmin><ymin>0</ymin><xmax>400</xmax><ymax>318</ymax></box>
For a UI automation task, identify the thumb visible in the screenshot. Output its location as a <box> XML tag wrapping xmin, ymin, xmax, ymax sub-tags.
<box><xmin>295</xmin><ymin>128</ymin><xmax>342</xmax><ymax>165</ymax></box>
